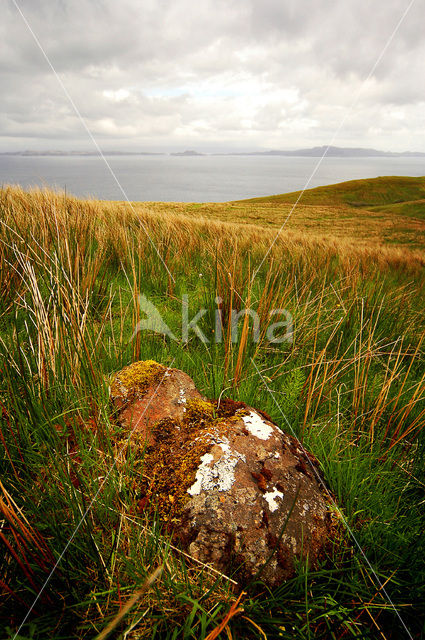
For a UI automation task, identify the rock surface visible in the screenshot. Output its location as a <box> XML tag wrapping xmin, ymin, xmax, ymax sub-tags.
<box><xmin>111</xmin><ymin>360</ymin><xmax>203</xmax><ymax>444</ymax></box>
<box><xmin>111</xmin><ymin>360</ymin><xmax>336</xmax><ymax>586</ymax></box>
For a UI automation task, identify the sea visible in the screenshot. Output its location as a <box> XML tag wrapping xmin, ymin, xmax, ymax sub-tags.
<box><xmin>0</xmin><ymin>154</ymin><xmax>424</xmax><ymax>202</ymax></box>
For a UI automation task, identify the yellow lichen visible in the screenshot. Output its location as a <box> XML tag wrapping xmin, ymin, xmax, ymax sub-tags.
<box><xmin>111</xmin><ymin>360</ymin><xmax>166</xmax><ymax>399</ymax></box>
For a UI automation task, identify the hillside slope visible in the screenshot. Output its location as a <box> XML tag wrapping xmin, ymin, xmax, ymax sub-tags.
<box><xmin>243</xmin><ymin>175</ymin><xmax>425</xmax><ymax>206</ymax></box>
<box><xmin>144</xmin><ymin>176</ymin><xmax>425</xmax><ymax>251</ymax></box>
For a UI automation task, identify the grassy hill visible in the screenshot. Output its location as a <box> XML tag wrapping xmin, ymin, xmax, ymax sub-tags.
<box><xmin>1</xmin><ymin>182</ymin><xmax>425</xmax><ymax>639</ymax></box>
<box><xmin>245</xmin><ymin>175</ymin><xmax>425</xmax><ymax>206</ymax></box>
<box><xmin>144</xmin><ymin>175</ymin><xmax>425</xmax><ymax>250</ymax></box>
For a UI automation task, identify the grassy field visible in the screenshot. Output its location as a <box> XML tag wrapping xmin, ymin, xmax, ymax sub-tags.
<box><xmin>145</xmin><ymin>175</ymin><xmax>425</xmax><ymax>250</ymax></box>
<box><xmin>1</xmin><ymin>178</ymin><xmax>425</xmax><ymax>639</ymax></box>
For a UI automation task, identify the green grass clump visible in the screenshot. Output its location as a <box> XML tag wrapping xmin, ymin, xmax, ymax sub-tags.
<box><xmin>0</xmin><ymin>184</ymin><xmax>425</xmax><ymax>638</ymax></box>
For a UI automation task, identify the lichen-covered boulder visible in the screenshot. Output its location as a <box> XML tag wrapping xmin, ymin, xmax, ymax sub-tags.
<box><xmin>111</xmin><ymin>361</ymin><xmax>336</xmax><ymax>586</ymax></box>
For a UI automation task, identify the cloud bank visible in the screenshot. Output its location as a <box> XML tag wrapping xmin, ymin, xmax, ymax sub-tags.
<box><xmin>1</xmin><ymin>0</ymin><xmax>424</xmax><ymax>151</ymax></box>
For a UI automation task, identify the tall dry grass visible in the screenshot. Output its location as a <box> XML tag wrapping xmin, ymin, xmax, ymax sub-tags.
<box><xmin>1</xmin><ymin>185</ymin><xmax>425</xmax><ymax>637</ymax></box>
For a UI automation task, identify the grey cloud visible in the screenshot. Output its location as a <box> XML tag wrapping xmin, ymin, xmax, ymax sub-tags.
<box><xmin>0</xmin><ymin>0</ymin><xmax>424</xmax><ymax>151</ymax></box>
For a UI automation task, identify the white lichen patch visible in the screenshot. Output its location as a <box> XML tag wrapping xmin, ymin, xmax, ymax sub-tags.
<box><xmin>187</xmin><ymin>446</ymin><xmax>246</xmax><ymax>496</ymax></box>
<box><xmin>302</xmin><ymin>502</ymin><xmax>310</xmax><ymax>515</ymax></box>
<box><xmin>264</xmin><ymin>487</ymin><xmax>284</xmax><ymax>512</ymax></box>
<box><xmin>177</xmin><ymin>388</ymin><xmax>186</xmax><ymax>405</ymax></box>
<box><xmin>242</xmin><ymin>411</ymin><xmax>274</xmax><ymax>440</ymax></box>
<box><xmin>187</xmin><ymin>453</ymin><xmax>214</xmax><ymax>496</ymax></box>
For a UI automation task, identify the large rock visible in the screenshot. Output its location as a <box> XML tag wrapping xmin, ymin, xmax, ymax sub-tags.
<box><xmin>111</xmin><ymin>361</ymin><xmax>336</xmax><ymax>586</ymax></box>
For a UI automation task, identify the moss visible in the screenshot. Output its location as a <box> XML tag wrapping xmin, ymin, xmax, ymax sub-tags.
<box><xmin>183</xmin><ymin>398</ymin><xmax>248</xmax><ymax>426</ymax></box>
<box><xmin>183</xmin><ymin>398</ymin><xmax>215</xmax><ymax>425</ymax></box>
<box><xmin>214</xmin><ymin>398</ymin><xmax>247</xmax><ymax>419</ymax></box>
<box><xmin>111</xmin><ymin>360</ymin><xmax>166</xmax><ymax>399</ymax></box>
<box><xmin>136</xmin><ymin>417</ymin><xmax>214</xmax><ymax>522</ymax></box>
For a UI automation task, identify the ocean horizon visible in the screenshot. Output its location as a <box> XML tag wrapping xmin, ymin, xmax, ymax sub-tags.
<box><xmin>1</xmin><ymin>153</ymin><xmax>424</xmax><ymax>202</ymax></box>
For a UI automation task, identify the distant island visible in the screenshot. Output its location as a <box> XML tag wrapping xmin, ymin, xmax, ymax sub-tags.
<box><xmin>216</xmin><ymin>145</ymin><xmax>425</xmax><ymax>158</ymax></box>
<box><xmin>1</xmin><ymin>145</ymin><xmax>424</xmax><ymax>157</ymax></box>
<box><xmin>170</xmin><ymin>150</ymin><xmax>205</xmax><ymax>156</ymax></box>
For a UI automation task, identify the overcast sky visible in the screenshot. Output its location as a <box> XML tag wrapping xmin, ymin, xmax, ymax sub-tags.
<box><xmin>1</xmin><ymin>0</ymin><xmax>424</xmax><ymax>152</ymax></box>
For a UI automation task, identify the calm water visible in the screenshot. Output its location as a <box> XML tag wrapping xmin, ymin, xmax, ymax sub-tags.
<box><xmin>0</xmin><ymin>154</ymin><xmax>424</xmax><ymax>202</ymax></box>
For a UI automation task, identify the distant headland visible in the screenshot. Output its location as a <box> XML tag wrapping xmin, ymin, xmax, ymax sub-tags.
<box><xmin>1</xmin><ymin>145</ymin><xmax>424</xmax><ymax>157</ymax></box>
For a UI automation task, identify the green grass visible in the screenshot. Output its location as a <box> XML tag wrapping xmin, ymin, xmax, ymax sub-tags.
<box><xmin>1</xmin><ymin>184</ymin><xmax>425</xmax><ymax>639</ymax></box>
<box><xmin>243</xmin><ymin>175</ymin><xmax>425</xmax><ymax>207</ymax></box>
<box><xmin>370</xmin><ymin>199</ymin><xmax>425</xmax><ymax>220</ymax></box>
